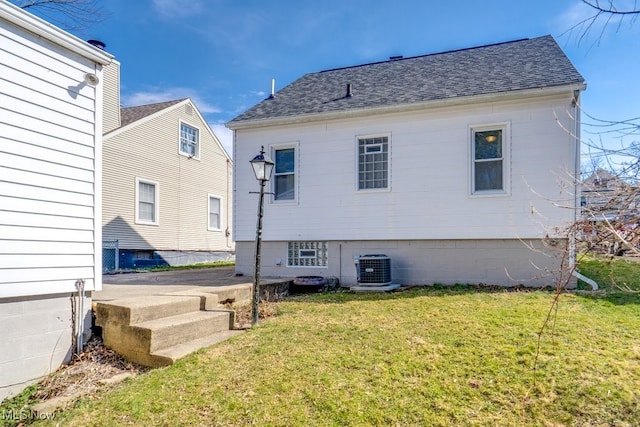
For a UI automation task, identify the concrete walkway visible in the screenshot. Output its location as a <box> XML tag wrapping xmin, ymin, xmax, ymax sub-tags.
<box><xmin>96</xmin><ymin>266</ymin><xmax>256</xmax><ymax>301</ymax></box>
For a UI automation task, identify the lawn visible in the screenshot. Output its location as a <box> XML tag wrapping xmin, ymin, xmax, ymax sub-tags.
<box><xmin>28</xmin><ymin>280</ymin><xmax>640</xmax><ymax>426</ymax></box>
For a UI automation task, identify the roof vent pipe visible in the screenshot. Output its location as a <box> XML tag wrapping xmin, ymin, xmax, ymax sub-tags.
<box><xmin>346</xmin><ymin>83</ymin><xmax>353</xmax><ymax>98</ymax></box>
<box><xmin>87</xmin><ymin>39</ymin><xmax>106</xmax><ymax>50</ymax></box>
<box><xmin>269</xmin><ymin>79</ymin><xmax>275</xmax><ymax>99</ymax></box>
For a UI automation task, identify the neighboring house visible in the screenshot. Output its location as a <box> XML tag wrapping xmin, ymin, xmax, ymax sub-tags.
<box><xmin>580</xmin><ymin>169</ymin><xmax>640</xmax><ymax>254</ymax></box>
<box><xmin>102</xmin><ymin>62</ymin><xmax>233</xmax><ymax>270</ymax></box>
<box><xmin>581</xmin><ymin>169</ymin><xmax>638</xmax><ymax>222</ymax></box>
<box><xmin>227</xmin><ymin>35</ymin><xmax>585</xmax><ymax>287</ymax></box>
<box><xmin>0</xmin><ymin>2</ymin><xmax>112</xmax><ymax>400</ymax></box>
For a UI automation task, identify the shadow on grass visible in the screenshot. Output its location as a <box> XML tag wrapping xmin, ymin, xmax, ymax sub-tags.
<box><xmin>286</xmin><ymin>284</ymin><xmax>640</xmax><ymax>306</ymax></box>
<box><xmin>285</xmin><ymin>284</ymin><xmax>558</xmax><ymax>304</ymax></box>
<box><xmin>573</xmin><ymin>291</ymin><xmax>640</xmax><ymax>306</ymax></box>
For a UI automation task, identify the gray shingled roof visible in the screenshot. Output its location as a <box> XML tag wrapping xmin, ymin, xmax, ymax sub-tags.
<box><xmin>228</xmin><ymin>35</ymin><xmax>584</xmax><ymax>126</ymax></box>
<box><xmin>120</xmin><ymin>99</ymin><xmax>186</xmax><ymax>127</ymax></box>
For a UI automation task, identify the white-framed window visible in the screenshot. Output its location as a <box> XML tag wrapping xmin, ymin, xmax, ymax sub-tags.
<box><xmin>180</xmin><ymin>122</ymin><xmax>199</xmax><ymax>158</ymax></box>
<box><xmin>288</xmin><ymin>241</ymin><xmax>328</xmax><ymax>267</ymax></box>
<box><xmin>470</xmin><ymin>124</ymin><xmax>509</xmax><ymax>194</ymax></box>
<box><xmin>358</xmin><ymin>134</ymin><xmax>389</xmax><ymax>190</ymax></box>
<box><xmin>273</xmin><ymin>144</ymin><xmax>297</xmax><ymax>202</ymax></box>
<box><xmin>136</xmin><ymin>178</ymin><xmax>159</xmax><ymax>225</ymax></box>
<box><xmin>208</xmin><ymin>194</ymin><xmax>222</xmax><ymax>231</ymax></box>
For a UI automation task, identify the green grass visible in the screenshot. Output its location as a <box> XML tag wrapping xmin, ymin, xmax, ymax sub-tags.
<box><xmin>30</xmin><ymin>287</ymin><xmax>640</xmax><ymax>426</ymax></box>
<box><xmin>144</xmin><ymin>260</ymin><xmax>235</xmax><ymax>272</ymax></box>
<box><xmin>577</xmin><ymin>255</ymin><xmax>640</xmax><ymax>292</ymax></box>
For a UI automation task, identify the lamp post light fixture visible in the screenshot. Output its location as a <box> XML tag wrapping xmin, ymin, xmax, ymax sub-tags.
<box><xmin>250</xmin><ymin>146</ymin><xmax>274</xmax><ymax>326</ymax></box>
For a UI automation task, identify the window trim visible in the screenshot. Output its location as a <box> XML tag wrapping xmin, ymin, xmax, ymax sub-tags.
<box><xmin>208</xmin><ymin>194</ymin><xmax>223</xmax><ymax>231</ymax></box>
<box><xmin>135</xmin><ymin>177</ymin><xmax>159</xmax><ymax>225</ymax></box>
<box><xmin>270</xmin><ymin>142</ymin><xmax>299</xmax><ymax>204</ymax></box>
<box><xmin>356</xmin><ymin>133</ymin><xmax>391</xmax><ymax>192</ymax></box>
<box><xmin>469</xmin><ymin>122</ymin><xmax>510</xmax><ymax>196</ymax></box>
<box><xmin>179</xmin><ymin>121</ymin><xmax>200</xmax><ymax>159</ymax></box>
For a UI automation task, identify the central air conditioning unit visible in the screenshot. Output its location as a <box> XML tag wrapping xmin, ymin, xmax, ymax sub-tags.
<box><xmin>357</xmin><ymin>254</ymin><xmax>391</xmax><ymax>285</ymax></box>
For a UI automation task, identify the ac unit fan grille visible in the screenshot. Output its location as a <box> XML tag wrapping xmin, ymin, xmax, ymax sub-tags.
<box><xmin>358</xmin><ymin>255</ymin><xmax>391</xmax><ymax>285</ymax></box>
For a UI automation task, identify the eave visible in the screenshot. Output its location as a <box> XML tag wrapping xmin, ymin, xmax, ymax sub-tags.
<box><xmin>226</xmin><ymin>83</ymin><xmax>586</xmax><ymax>131</ymax></box>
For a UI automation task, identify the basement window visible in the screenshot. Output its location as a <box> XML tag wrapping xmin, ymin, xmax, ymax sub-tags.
<box><xmin>288</xmin><ymin>241</ymin><xmax>328</xmax><ymax>267</ymax></box>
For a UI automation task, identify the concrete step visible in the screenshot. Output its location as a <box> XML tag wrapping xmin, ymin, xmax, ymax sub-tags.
<box><xmin>105</xmin><ymin>310</ymin><xmax>231</xmax><ymax>353</ymax></box>
<box><xmin>95</xmin><ymin>295</ymin><xmax>201</xmax><ymax>327</ymax></box>
<box><xmin>150</xmin><ymin>330</ymin><xmax>244</xmax><ymax>366</ymax></box>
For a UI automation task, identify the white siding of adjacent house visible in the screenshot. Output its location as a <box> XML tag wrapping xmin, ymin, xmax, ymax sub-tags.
<box><xmin>233</xmin><ymin>93</ymin><xmax>578</xmax><ymax>243</ymax></box>
<box><xmin>0</xmin><ymin>12</ymin><xmax>107</xmax><ymax>298</ymax></box>
<box><xmin>102</xmin><ymin>101</ymin><xmax>233</xmax><ymax>252</ymax></box>
<box><xmin>102</xmin><ymin>60</ymin><xmax>121</xmax><ymax>134</ymax></box>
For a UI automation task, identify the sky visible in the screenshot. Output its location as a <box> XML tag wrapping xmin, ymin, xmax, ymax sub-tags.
<box><xmin>16</xmin><ymin>0</ymin><xmax>640</xmax><ymax>164</ymax></box>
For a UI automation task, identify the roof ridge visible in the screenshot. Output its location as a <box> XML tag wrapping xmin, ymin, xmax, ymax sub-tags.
<box><xmin>319</xmin><ymin>36</ymin><xmax>535</xmax><ymax>74</ymax></box>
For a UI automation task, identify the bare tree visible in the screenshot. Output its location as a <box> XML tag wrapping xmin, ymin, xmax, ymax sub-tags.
<box><xmin>564</xmin><ymin>0</ymin><xmax>640</xmax><ymax>45</ymax></box>
<box><xmin>10</xmin><ymin>0</ymin><xmax>106</xmax><ymax>33</ymax></box>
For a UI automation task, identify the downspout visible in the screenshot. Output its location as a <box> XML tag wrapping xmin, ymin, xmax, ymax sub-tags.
<box><xmin>569</xmin><ymin>90</ymin><xmax>598</xmax><ymax>290</ymax></box>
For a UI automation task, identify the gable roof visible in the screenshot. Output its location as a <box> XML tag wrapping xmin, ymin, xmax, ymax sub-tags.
<box><xmin>105</xmin><ymin>98</ymin><xmax>232</xmax><ymax>161</ymax></box>
<box><xmin>228</xmin><ymin>35</ymin><xmax>585</xmax><ymax>128</ymax></box>
<box><xmin>120</xmin><ymin>99</ymin><xmax>187</xmax><ymax>127</ymax></box>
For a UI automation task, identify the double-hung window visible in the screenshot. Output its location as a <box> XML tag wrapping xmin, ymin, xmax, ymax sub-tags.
<box><xmin>136</xmin><ymin>178</ymin><xmax>159</xmax><ymax>225</ymax></box>
<box><xmin>180</xmin><ymin>122</ymin><xmax>199</xmax><ymax>158</ymax></box>
<box><xmin>274</xmin><ymin>147</ymin><xmax>296</xmax><ymax>201</ymax></box>
<box><xmin>208</xmin><ymin>195</ymin><xmax>222</xmax><ymax>230</ymax></box>
<box><xmin>358</xmin><ymin>135</ymin><xmax>389</xmax><ymax>190</ymax></box>
<box><xmin>471</xmin><ymin>125</ymin><xmax>508</xmax><ymax>194</ymax></box>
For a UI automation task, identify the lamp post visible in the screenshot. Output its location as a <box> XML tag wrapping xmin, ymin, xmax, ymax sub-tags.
<box><xmin>250</xmin><ymin>146</ymin><xmax>274</xmax><ymax>326</ymax></box>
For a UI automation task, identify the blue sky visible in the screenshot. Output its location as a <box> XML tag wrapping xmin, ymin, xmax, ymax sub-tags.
<box><xmin>21</xmin><ymin>0</ymin><xmax>640</xmax><ymax>162</ymax></box>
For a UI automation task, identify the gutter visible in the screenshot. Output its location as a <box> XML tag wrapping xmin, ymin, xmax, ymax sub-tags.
<box><xmin>227</xmin><ymin>83</ymin><xmax>587</xmax><ymax>130</ymax></box>
<box><xmin>0</xmin><ymin>1</ymin><xmax>113</xmax><ymax>65</ymax></box>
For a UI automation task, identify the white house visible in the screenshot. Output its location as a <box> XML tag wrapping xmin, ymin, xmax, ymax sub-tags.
<box><xmin>227</xmin><ymin>36</ymin><xmax>585</xmax><ymax>287</ymax></box>
<box><xmin>0</xmin><ymin>2</ymin><xmax>112</xmax><ymax>400</ymax></box>
<box><xmin>101</xmin><ymin>61</ymin><xmax>234</xmax><ymax>270</ymax></box>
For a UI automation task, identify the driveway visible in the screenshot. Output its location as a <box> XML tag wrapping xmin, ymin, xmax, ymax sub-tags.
<box><xmin>95</xmin><ymin>266</ymin><xmax>254</xmax><ymax>301</ymax></box>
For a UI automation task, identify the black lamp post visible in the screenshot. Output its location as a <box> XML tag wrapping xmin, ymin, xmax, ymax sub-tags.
<box><xmin>250</xmin><ymin>146</ymin><xmax>274</xmax><ymax>326</ymax></box>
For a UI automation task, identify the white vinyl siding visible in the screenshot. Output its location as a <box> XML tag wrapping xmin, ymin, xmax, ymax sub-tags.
<box><xmin>0</xmin><ymin>3</ymin><xmax>110</xmax><ymax>298</ymax></box>
<box><xmin>102</xmin><ymin>100</ymin><xmax>233</xmax><ymax>251</ymax></box>
<box><xmin>233</xmin><ymin>95</ymin><xmax>576</xmax><ymax>242</ymax></box>
<box><xmin>136</xmin><ymin>178</ymin><xmax>159</xmax><ymax>225</ymax></box>
<box><xmin>208</xmin><ymin>194</ymin><xmax>222</xmax><ymax>231</ymax></box>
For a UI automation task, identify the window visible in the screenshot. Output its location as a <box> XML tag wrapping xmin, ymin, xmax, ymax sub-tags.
<box><xmin>274</xmin><ymin>147</ymin><xmax>295</xmax><ymax>201</ymax></box>
<box><xmin>180</xmin><ymin>122</ymin><xmax>199</xmax><ymax>158</ymax></box>
<box><xmin>208</xmin><ymin>195</ymin><xmax>221</xmax><ymax>230</ymax></box>
<box><xmin>358</xmin><ymin>135</ymin><xmax>389</xmax><ymax>190</ymax></box>
<box><xmin>471</xmin><ymin>126</ymin><xmax>507</xmax><ymax>193</ymax></box>
<box><xmin>288</xmin><ymin>241</ymin><xmax>328</xmax><ymax>267</ymax></box>
<box><xmin>136</xmin><ymin>178</ymin><xmax>158</xmax><ymax>224</ymax></box>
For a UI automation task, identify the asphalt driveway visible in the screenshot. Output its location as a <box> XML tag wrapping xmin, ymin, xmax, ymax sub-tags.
<box><xmin>95</xmin><ymin>266</ymin><xmax>254</xmax><ymax>301</ymax></box>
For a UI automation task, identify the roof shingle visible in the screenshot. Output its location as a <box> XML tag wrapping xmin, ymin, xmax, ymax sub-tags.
<box><xmin>120</xmin><ymin>99</ymin><xmax>186</xmax><ymax>127</ymax></box>
<box><xmin>228</xmin><ymin>35</ymin><xmax>584</xmax><ymax>126</ymax></box>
